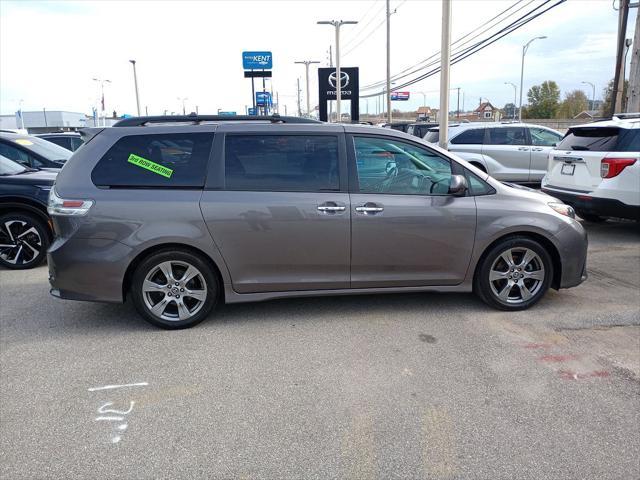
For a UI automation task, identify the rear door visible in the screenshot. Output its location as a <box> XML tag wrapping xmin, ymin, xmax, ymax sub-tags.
<box><xmin>199</xmin><ymin>126</ymin><xmax>350</xmax><ymax>293</ymax></box>
<box><xmin>528</xmin><ymin>127</ymin><xmax>563</xmax><ymax>181</ymax></box>
<box><xmin>483</xmin><ymin>126</ymin><xmax>529</xmax><ymax>181</ymax></box>
<box><xmin>348</xmin><ymin>134</ymin><xmax>476</xmax><ymax>287</ymax></box>
<box><xmin>448</xmin><ymin>127</ymin><xmax>484</xmax><ymax>158</ymax></box>
<box><xmin>546</xmin><ymin>126</ymin><xmax>628</xmax><ymax>190</ymax></box>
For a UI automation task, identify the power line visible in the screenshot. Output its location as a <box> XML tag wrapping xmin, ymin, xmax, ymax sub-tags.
<box><xmin>343</xmin><ymin>0</ymin><xmax>408</xmax><ymax>58</ymax></box>
<box><xmin>342</xmin><ymin>1</ymin><xmax>386</xmax><ymax>49</ymax></box>
<box><xmin>360</xmin><ymin>0</ymin><xmax>533</xmax><ymax>90</ymax></box>
<box><xmin>359</xmin><ymin>0</ymin><xmax>565</xmax><ymax>98</ymax></box>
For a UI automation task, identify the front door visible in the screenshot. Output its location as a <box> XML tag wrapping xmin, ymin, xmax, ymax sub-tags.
<box><xmin>349</xmin><ymin>135</ymin><xmax>477</xmax><ymax>288</ymax></box>
<box><xmin>200</xmin><ymin>132</ymin><xmax>350</xmax><ymax>293</ymax></box>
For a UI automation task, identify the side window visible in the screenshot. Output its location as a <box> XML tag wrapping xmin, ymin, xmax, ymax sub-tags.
<box><xmin>451</xmin><ymin>128</ymin><xmax>484</xmax><ymax>145</ymax></box>
<box><xmin>465</xmin><ymin>169</ymin><xmax>494</xmax><ymax>196</ymax></box>
<box><xmin>46</xmin><ymin>137</ymin><xmax>72</xmax><ymax>150</ymax></box>
<box><xmin>91</xmin><ymin>133</ymin><xmax>213</xmax><ymax>188</ymax></box>
<box><xmin>354</xmin><ymin>136</ymin><xmax>452</xmax><ymax>195</ymax></box>
<box><xmin>486</xmin><ymin>127</ymin><xmax>526</xmax><ymax>146</ymax></box>
<box><xmin>530</xmin><ymin>127</ymin><xmax>561</xmax><ymax>146</ymax></box>
<box><xmin>0</xmin><ymin>141</ymin><xmax>35</xmax><ymax>167</ymax></box>
<box><xmin>71</xmin><ymin>137</ymin><xmax>84</xmax><ymax>151</ymax></box>
<box><xmin>225</xmin><ymin>135</ymin><xmax>339</xmax><ymax>192</ymax></box>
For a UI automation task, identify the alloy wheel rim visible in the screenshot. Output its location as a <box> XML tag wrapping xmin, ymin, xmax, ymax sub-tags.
<box><xmin>142</xmin><ymin>260</ymin><xmax>207</xmax><ymax>321</ymax></box>
<box><xmin>0</xmin><ymin>220</ymin><xmax>43</xmax><ymax>266</ymax></box>
<box><xmin>489</xmin><ymin>247</ymin><xmax>545</xmax><ymax>304</ymax></box>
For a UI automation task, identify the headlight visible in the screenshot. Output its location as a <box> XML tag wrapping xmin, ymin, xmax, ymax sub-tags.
<box><xmin>548</xmin><ymin>202</ymin><xmax>575</xmax><ymax>219</ymax></box>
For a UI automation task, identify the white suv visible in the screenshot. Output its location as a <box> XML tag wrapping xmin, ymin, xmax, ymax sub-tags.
<box><xmin>541</xmin><ymin>115</ymin><xmax>639</xmax><ymax>222</ymax></box>
<box><xmin>424</xmin><ymin>122</ymin><xmax>563</xmax><ymax>182</ymax></box>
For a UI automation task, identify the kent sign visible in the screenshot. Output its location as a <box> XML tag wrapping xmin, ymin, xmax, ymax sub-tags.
<box><xmin>242</xmin><ymin>51</ymin><xmax>273</xmax><ymax>70</ymax></box>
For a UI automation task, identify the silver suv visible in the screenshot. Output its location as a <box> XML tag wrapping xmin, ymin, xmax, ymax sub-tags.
<box><xmin>47</xmin><ymin>115</ymin><xmax>587</xmax><ymax>329</ymax></box>
<box><xmin>424</xmin><ymin>122</ymin><xmax>563</xmax><ymax>182</ymax></box>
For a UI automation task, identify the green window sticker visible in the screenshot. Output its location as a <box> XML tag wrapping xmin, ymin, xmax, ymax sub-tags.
<box><xmin>127</xmin><ymin>153</ymin><xmax>173</xmax><ymax>178</ymax></box>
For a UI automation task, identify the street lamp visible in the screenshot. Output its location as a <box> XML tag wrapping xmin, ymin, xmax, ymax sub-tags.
<box><xmin>129</xmin><ymin>60</ymin><xmax>141</xmax><ymax>117</ymax></box>
<box><xmin>177</xmin><ymin>97</ymin><xmax>188</xmax><ymax>115</ymax></box>
<box><xmin>294</xmin><ymin>60</ymin><xmax>320</xmax><ymax>117</ymax></box>
<box><xmin>518</xmin><ymin>36</ymin><xmax>547</xmax><ymax>121</ymax></box>
<box><xmin>581</xmin><ymin>81</ymin><xmax>595</xmax><ymax>111</ymax></box>
<box><xmin>93</xmin><ymin>78</ymin><xmax>112</xmax><ymax>126</ymax></box>
<box><xmin>504</xmin><ymin>82</ymin><xmax>517</xmax><ymax>119</ymax></box>
<box><xmin>317</xmin><ymin>20</ymin><xmax>358</xmax><ymax>123</ymax></box>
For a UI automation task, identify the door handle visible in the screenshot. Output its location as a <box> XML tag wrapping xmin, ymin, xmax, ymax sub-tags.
<box><xmin>317</xmin><ymin>204</ymin><xmax>346</xmax><ymax>213</ymax></box>
<box><xmin>517</xmin><ymin>147</ymin><xmax>530</xmax><ymax>151</ymax></box>
<box><xmin>531</xmin><ymin>147</ymin><xmax>544</xmax><ymax>151</ymax></box>
<box><xmin>355</xmin><ymin>204</ymin><xmax>384</xmax><ymax>214</ymax></box>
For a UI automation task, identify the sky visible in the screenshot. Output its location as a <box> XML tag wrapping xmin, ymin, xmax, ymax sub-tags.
<box><xmin>0</xmin><ymin>0</ymin><xmax>637</xmax><ymax>117</ymax></box>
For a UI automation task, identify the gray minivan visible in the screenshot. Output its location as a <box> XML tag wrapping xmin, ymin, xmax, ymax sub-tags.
<box><xmin>47</xmin><ymin>115</ymin><xmax>587</xmax><ymax>329</ymax></box>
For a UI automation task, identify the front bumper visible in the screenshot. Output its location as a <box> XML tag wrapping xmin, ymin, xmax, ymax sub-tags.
<box><xmin>48</xmin><ymin>237</ymin><xmax>133</xmax><ymax>303</ymax></box>
<box><xmin>542</xmin><ymin>186</ymin><xmax>640</xmax><ymax>221</ymax></box>
<box><xmin>554</xmin><ymin>220</ymin><xmax>588</xmax><ymax>289</ymax></box>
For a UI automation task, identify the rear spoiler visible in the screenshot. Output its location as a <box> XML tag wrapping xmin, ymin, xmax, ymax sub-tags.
<box><xmin>78</xmin><ymin>127</ymin><xmax>104</xmax><ymax>144</ymax></box>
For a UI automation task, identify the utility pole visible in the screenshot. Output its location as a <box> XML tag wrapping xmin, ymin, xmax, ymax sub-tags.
<box><xmin>129</xmin><ymin>60</ymin><xmax>141</xmax><ymax>116</ymax></box>
<box><xmin>627</xmin><ymin>6</ymin><xmax>640</xmax><ymax>112</ymax></box>
<box><xmin>612</xmin><ymin>0</ymin><xmax>630</xmax><ymax>115</ymax></box>
<box><xmin>518</xmin><ymin>36</ymin><xmax>547</xmax><ymax>121</ymax></box>
<box><xmin>439</xmin><ymin>0</ymin><xmax>452</xmax><ymax>149</ymax></box>
<box><xmin>177</xmin><ymin>97</ymin><xmax>188</xmax><ymax>115</ymax></box>
<box><xmin>456</xmin><ymin>87</ymin><xmax>460</xmax><ymax>119</ymax></box>
<box><xmin>318</xmin><ymin>20</ymin><xmax>358</xmax><ymax>123</ymax></box>
<box><xmin>295</xmin><ymin>60</ymin><xmax>320</xmax><ymax>116</ymax></box>
<box><xmin>386</xmin><ymin>0</ymin><xmax>392</xmax><ymax>123</ymax></box>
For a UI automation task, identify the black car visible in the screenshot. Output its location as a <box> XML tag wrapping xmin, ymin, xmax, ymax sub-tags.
<box><xmin>0</xmin><ymin>132</ymin><xmax>72</xmax><ymax>170</ymax></box>
<box><xmin>406</xmin><ymin>122</ymin><xmax>439</xmax><ymax>138</ymax></box>
<box><xmin>0</xmin><ymin>155</ymin><xmax>57</xmax><ymax>269</ymax></box>
<box><xmin>36</xmin><ymin>132</ymin><xmax>84</xmax><ymax>151</ymax></box>
<box><xmin>382</xmin><ymin>121</ymin><xmax>412</xmax><ymax>133</ymax></box>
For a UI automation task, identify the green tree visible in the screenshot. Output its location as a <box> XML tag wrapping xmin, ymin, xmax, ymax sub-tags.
<box><xmin>503</xmin><ymin>102</ymin><xmax>516</xmax><ymax>119</ymax></box>
<box><xmin>525</xmin><ymin>80</ymin><xmax>560</xmax><ymax>119</ymax></box>
<box><xmin>600</xmin><ymin>78</ymin><xmax>629</xmax><ymax>117</ymax></box>
<box><xmin>556</xmin><ymin>90</ymin><xmax>589</xmax><ymax>119</ymax></box>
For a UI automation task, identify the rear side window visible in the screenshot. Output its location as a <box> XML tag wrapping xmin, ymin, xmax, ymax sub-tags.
<box><xmin>225</xmin><ymin>135</ymin><xmax>339</xmax><ymax>192</ymax></box>
<box><xmin>44</xmin><ymin>136</ymin><xmax>72</xmax><ymax>150</ymax></box>
<box><xmin>91</xmin><ymin>133</ymin><xmax>213</xmax><ymax>188</ymax></box>
<box><xmin>451</xmin><ymin>128</ymin><xmax>484</xmax><ymax>145</ymax></box>
<box><xmin>486</xmin><ymin>127</ymin><xmax>526</xmax><ymax>145</ymax></box>
<box><xmin>529</xmin><ymin>127</ymin><xmax>562</xmax><ymax>146</ymax></box>
<box><xmin>556</xmin><ymin>127</ymin><xmax>621</xmax><ymax>152</ymax></box>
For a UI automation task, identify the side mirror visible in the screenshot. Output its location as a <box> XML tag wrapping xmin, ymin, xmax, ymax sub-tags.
<box><xmin>449</xmin><ymin>174</ymin><xmax>468</xmax><ymax>196</ymax></box>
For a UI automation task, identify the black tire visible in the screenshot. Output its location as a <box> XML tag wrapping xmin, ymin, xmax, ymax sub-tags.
<box><xmin>131</xmin><ymin>249</ymin><xmax>219</xmax><ymax>329</ymax></box>
<box><xmin>474</xmin><ymin>236</ymin><xmax>553</xmax><ymax>311</ymax></box>
<box><xmin>0</xmin><ymin>212</ymin><xmax>49</xmax><ymax>270</ymax></box>
<box><xmin>576</xmin><ymin>210</ymin><xmax>606</xmax><ymax>223</ymax></box>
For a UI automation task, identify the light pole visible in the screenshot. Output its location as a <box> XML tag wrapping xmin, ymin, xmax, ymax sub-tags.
<box><xmin>295</xmin><ymin>60</ymin><xmax>320</xmax><ymax>116</ymax></box>
<box><xmin>318</xmin><ymin>20</ymin><xmax>358</xmax><ymax>123</ymax></box>
<box><xmin>177</xmin><ymin>97</ymin><xmax>188</xmax><ymax>115</ymax></box>
<box><xmin>18</xmin><ymin>99</ymin><xmax>25</xmax><ymax>129</ymax></box>
<box><xmin>581</xmin><ymin>81</ymin><xmax>596</xmax><ymax>111</ymax></box>
<box><xmin>504</xmin><ymin>82</ymin><xmax>517</xmax><ymax>119</ymax></box>
<box><xmin>129</xmin><ymin>60</ymin><xmax>141</xmax><ymax>117</ymax></box>
<box><xmin>439</xmin><ymin>0</ymin><xmax>452</xmax><ymax>149</ymax></box>
<box><xmin>518</xmin><ymin>36</ymin><xmax>547</xmax><ymax>121</ymax></box>
<box><xmin>92</xmin><ymin>78</ymin><xmax>111</xmax><ymax>126</ymax></box>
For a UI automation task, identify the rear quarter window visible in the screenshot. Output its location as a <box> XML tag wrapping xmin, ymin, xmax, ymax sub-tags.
<box><xmin>556</xmin><ymin>127</ymin><xmax>621</xmax><ymax>152</ymax></box>
<box><xmin>451</xmin><ymin>128</ymin><xmax>484</xmax><ymax>145</ymax></box>
<box><xmin>91</xmin><ymin>133</ymin><xmax>214</xmax><ymax>188</ymax></box>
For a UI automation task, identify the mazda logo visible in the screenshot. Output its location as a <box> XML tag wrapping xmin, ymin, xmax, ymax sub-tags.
<box><xmin>328</xmin><ymin>71</ymin><xmax>350</xmax><ymax>89</ymax></box>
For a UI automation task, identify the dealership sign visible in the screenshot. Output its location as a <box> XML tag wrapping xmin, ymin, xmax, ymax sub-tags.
<box><xmin>317</xmin><ymin>67</ymin><xmax>360</xmax><ymax>122</ymax></box>
<box><xmin>256</xmin><ymin>91</ymin><xmax>272</xmax><ymax>106</ymax></box>
<box><xmin>390</xmin><ymin>91</ymin><xmax>410</xmax><ymax>101</ymax></box>
<box><xmin>242</xmin><ymin>51</ymin><xmax>273</xmax><ymax>70</ymax></box>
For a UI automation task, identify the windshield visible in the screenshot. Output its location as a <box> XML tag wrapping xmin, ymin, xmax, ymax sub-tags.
<box><xmin>424</xmin><ymin>129</ymin><xmax>439</xmax><ymax>143</ymax></box>
<box><xmin>9</xmin><ymin>135</ymin><xmax>72</xmax><ymax>162</ymax></box>
<box><xmin>556</xmin><ymin>127</ymin><xmax>620</xmax><ymax>152</ymax></box>
<box><xmin>0</xmin><ymin>155</ymin><xmax>28</xmax><ymax>175</ymax></box>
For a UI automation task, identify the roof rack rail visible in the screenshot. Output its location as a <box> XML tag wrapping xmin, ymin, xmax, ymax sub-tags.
<box><xmin>612</xmin><ymin>112</ymin><xmax>640</xmax><ymax>119</ymax></box>
<box><xmin>112</xmin><ymin>113</ymin><xmax>322</xmax><ymax>127</ymax></box>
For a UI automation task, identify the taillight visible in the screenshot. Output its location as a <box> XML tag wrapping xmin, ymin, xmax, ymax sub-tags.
<box><xmin>600</xmin><ymin>158</ymin><xmax>637</xmax><ymax>178</ymax></box>
<box><xmin>47</xmin><ymin>187</ymin><xmax>93</xmax><ymax>216</ymax></box>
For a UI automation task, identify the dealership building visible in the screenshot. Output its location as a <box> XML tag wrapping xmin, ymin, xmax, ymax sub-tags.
<box><xmin>0</xmin><ymin>110</ymin><xmax>117</xmax><ymax>134</ymax></box>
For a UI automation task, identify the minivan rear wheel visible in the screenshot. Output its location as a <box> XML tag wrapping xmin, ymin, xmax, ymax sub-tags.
<box><xmin>131</xmin><ymin>249</ymin><xmax>219</xmax><ymax>329</ymax></box>
<box><xmin>474</xmin><ymin>237</ymin><xmax>553</xmax><ymax>311</ymax></box>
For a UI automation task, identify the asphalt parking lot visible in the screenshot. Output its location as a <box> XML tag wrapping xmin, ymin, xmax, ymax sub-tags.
<box><xmin>1</xmin><ymin>220</ymin><xmax>638</xmax><ymax>480</ymax></box>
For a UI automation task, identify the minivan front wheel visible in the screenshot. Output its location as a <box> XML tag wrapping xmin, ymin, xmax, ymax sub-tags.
<box><xmin>475</xmin><ymin>237</ymin><xmax>553</xmax><ymax>311</ymax></box>
<box><xmin>131</xmin><ymin>249</ymin><xmax>218</xmax><ymax>329</ymax></box>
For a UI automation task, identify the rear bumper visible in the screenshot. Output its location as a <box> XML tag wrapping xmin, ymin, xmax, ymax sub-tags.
<box><xmin>542</xmin><ymin>187</ymin><xmax>640</xmax><ymax>221</ymax></box>
<box><xmin>47</xmin><ymin>237</ymin><xmax>132</xmax><ymax>303</ymax></box>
